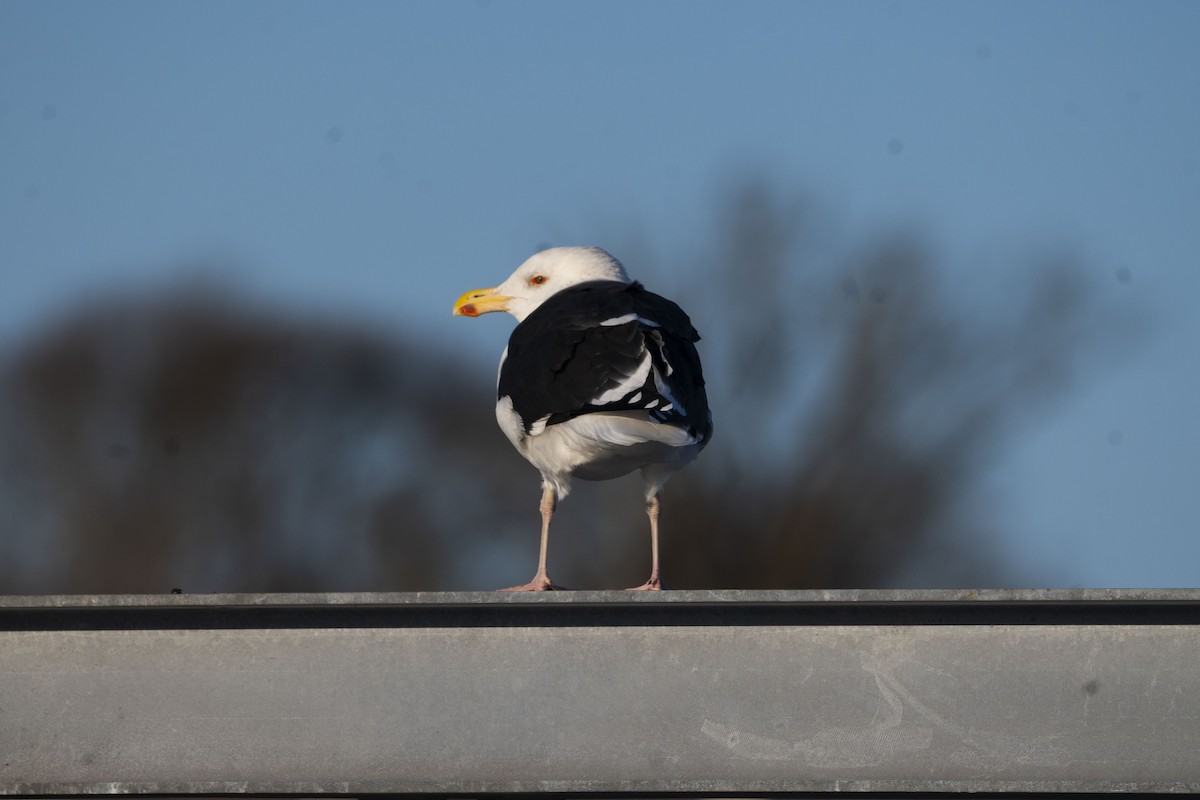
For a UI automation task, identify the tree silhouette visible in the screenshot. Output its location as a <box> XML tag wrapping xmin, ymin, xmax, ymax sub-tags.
<box><xmin>0</xmin><ymin>180</ymin><xmax>1103</xmax><ymax>593</ymax></box>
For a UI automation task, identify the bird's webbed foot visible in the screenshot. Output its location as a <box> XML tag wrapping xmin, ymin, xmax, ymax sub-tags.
<box><xmin>498</xmin><ymin>574</ymin><xmax>566</xmax><ymax>592</ymax></box>
<box><xmin>625</xmin><ymin>576</ymin><xmax>666</xmax><ymax>591</ymax></box>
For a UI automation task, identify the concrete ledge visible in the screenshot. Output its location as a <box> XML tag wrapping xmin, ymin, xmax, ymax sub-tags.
<box><xmin>3</xmin><ymin>590</ymin><xmax>1200</xmax><ymax>795</ymax></box>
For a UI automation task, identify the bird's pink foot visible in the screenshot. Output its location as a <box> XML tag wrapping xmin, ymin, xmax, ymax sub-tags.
<box><xmin>626</xmin><ymin>576</ymin><xmax>666</xmax><ymax>591</ymax></box>
<box><xmin>498</xmin><ymin>574</ymin><xmax>564</xmax><ymax>592</ymax></box>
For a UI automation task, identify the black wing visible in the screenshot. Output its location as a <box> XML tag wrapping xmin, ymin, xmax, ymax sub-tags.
<box><xmin>499</xmin><ymin>281</ymin><xmax>711</xmax><ymax>442</ymax></box>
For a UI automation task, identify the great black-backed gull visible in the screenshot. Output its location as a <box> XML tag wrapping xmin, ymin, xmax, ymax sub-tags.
<box><xmin>452</xmin><ymin>246</ymin><xmax>712</xmax><ymax>591</ymax></box>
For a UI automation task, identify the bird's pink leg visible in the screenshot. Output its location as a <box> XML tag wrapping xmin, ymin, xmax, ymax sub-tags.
<box><xmin>627</xmin><ymin>491</ymin><xmax>665</xmax><ymax>591</ymax></box>
<box><xmin>500</xmin><ymin>484</ymin><xmax>564</xmax><ymax>591</ymax></box>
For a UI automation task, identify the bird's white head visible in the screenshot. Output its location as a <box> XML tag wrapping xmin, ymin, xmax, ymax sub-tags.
<box><xmin>453</xmin><ymin>246</ymin><xmax>631</xmax><ymax>323</ymax></box>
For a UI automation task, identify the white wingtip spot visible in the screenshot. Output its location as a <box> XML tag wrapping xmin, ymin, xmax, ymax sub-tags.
<box><xmin>599</xmin><ymin>313</ymin><xmax>638</xmax><ymax>327</ymax></box>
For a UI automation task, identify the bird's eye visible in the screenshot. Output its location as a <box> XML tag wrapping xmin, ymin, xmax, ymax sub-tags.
<box><xmin>530</xmin><ymin>275</ymin><xmax>548</xmax><ymax>285</ymax></box>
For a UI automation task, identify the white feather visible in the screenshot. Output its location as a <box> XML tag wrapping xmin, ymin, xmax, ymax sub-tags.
<box><xmin>651</xmin><ymin>364</ymin><xmax>686</xmax><ymax>416</ymax></box>
<box><xmin>519</xmin><ymin>411</ymin><xmax>702</xmax><ymax>500</ymax></box>
<box><xmin>495</xmin><ymin>395</ymin><xmax>525</xmax><ymax>450</ymax></box>
<box><xmin>496</xmin><ymin>345</ymin><xmax>508</xmax><ymax>389</ymax></box>
<box><xmin>592</xmin><ymin>351</ymin><xmax>652</xmax><ymax>405</ymax></box>
<box><xmin>599</xmin><ymin>312</ymin><xmax>638</xmax><ymax>326</ymax></box>
<box><xmin>529</xmin><ymin>414</ymin><xmax>552</xmax><ymax>436</ymax></box>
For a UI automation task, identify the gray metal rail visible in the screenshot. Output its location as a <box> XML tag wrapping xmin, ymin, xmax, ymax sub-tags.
<box><xmin>3</xmin><ymin>589</ymin><xmax>1199</xmax><ymax>795</ymax></box>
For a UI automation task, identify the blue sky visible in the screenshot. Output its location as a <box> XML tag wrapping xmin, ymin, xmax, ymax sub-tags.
<box><xmin>2</xmin><ymin>1</ymin><xmax>1198</xmax><ymax>586</ymax></box>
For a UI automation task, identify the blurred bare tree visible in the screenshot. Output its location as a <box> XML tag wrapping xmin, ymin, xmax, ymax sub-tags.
<box><xmin>0</xmin><ymin>179</ymin><xmax>1105</xmax><ymax>593</ymax></box>
<box><xmin>0</xmin><ymin>291</ymin><xmax>532</xmax><ymax>592</ymax></box>
<box><xmin>630</xmin><ymin>181</ymin><xmax>1098</xmax><ymax>588</ymax></box>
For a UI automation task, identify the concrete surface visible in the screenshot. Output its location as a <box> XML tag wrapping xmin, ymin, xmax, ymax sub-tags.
<box><xmin>2</xmin><ymin>590</ymin><xmax>1199</xmax><ymax>795</ymax></box>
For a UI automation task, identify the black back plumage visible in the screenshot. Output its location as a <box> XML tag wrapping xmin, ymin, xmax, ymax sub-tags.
<box><xmin>498</xmin><ymin>281</ymin><xmax>711</xmax><ymax>442</ymax></box>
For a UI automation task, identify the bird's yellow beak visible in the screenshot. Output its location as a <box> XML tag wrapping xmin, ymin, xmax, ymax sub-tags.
<box><xmin>453</xmin><ymin>287</ymin><xmax>511</xmax><ymax>317</ymax></box>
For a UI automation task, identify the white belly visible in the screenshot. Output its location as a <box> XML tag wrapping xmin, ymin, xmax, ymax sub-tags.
<box><xmin>496</xmin><ymin>399</ymin><xmax>702</xmax><ymax>498</ymax></box>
